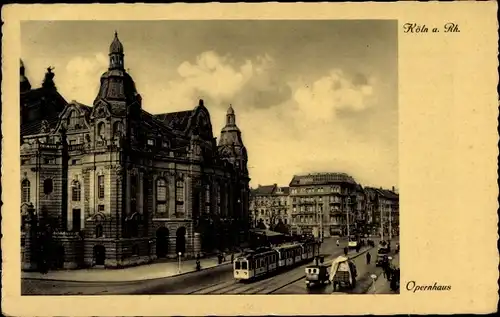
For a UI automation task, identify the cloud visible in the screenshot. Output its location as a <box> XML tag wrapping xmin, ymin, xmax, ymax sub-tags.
<box><xmin>49</xmin><ymin>50</ymin><xmax>395</xmax><ymax>189</ymax></box>
<box><xmin>291</xmin><ymin>69</ymin><xmax>374</xmax><ymax>122</ymax></box>
<box><xmin>146</xmin><ymin>51</ymin><xmax>291</xmax><ymax>115</ymax></box>
<box><xmin>235</xmin><ymin>68</ymin><xmax>397</xmax><ymax>189</ymax></box>
<box><xmin>61</xmin><ymin>53</ymin><xmax>108</xmax><ymax>104</ymax></box>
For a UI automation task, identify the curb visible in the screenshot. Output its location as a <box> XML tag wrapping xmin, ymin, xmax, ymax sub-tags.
<box><xmin>22</xmin><ymin>261</ymin><xmax>234</xmax><ymax>284</ymax></box>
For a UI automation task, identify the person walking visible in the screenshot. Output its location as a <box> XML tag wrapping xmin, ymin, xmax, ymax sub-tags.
<box><xmin>366</xmin><ymin>252</ymin><xmax>371</xmax><ymax>265</ymax></box>
<box><xmin>336</xmin><ymin>239</ymin><xmax>340</xmax><ymax>247</ymax></box>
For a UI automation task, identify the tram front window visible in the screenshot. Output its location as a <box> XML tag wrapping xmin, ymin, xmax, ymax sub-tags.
<box><xmin>242</xmin><ymin>261</ymin><xmax>248</xmax><ymax>270</ymax></box>
<box><xmin>235</xmin><ymin>261</ymin><xmax>241</xmax><ymax>270</ymax></box>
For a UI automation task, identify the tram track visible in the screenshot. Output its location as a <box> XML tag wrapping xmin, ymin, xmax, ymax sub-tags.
<box><xmin>267</xmin><ymin>247</ymin><xmax>373</xmax><ymax>294</ymax></box>
<box><xmin>189</xmin><ymin>246</ymin><xmax>372</xmax><ymax>295</ymax></box>
<box><xmin>272</xmin><ymin>247</ymin><xmax>398</xmax><ymax>294</ymax></box>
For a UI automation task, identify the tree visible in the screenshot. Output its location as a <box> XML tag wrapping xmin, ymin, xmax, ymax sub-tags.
<box><xmin>256</xmin><ymin>219</ymin><xmax>267</xmax><ymax>230</ymax></box>
<box><xmin>272</xmin><ymin>219</ymin><xmax>289</xmax><ymax>235</ymax></box>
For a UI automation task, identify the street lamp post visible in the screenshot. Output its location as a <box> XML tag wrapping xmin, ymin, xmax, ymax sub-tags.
<box><xmin>389</xmin><ymin>204</ymin><xmax>392</xmax><ymax>241</ymax></box>
<box><xmin>346</xmin><ymin>197</ymin><xmax>350</xmax><ymax>242</ymax></box>
<box><xmin>380</xmin><ymin>202</ymin><xmax>384</xmax><ymax>242</ymax></box>
<box><xmin>178</xmin><ymin>252</ymin><xmax>182</xmax><ymax>273</ymax></box>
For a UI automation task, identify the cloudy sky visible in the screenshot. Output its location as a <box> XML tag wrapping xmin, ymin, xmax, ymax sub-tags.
<box><xmin>21</xmin><ymin>20</ymin><xmax>398</xmax><ymax>189</ymax></box>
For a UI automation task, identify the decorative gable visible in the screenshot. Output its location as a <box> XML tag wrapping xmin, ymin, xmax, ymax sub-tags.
<box><xmin>90</xmin><ymin>100</ymin><xmax>111</xmax><ymax>120</ymax></box>
<box><xmin>187</xmin><ymin>102</ymin><xmax>214</xmax><ymax>141</ymax></box>
<box><xmin>53</xmin><ymin>101</ymin><xmax>91</xmax><ymax>134</ymax></box>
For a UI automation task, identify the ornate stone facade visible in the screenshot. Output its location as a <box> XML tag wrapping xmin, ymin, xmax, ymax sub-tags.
<box><xmin>20</xmin><ymin>32</ymin><xmax>250</xmax><ymax>271</ymax></box>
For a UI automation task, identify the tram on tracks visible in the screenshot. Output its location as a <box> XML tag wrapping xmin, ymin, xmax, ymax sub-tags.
<box><xmin>233</xmin><ymin>239</ymin><xmax>321</xmax><ymax>281</ymax></box>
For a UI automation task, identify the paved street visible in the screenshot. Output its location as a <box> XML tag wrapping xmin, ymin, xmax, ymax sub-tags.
<box><xmin>22</xmin><ymin>254</ymin><xmax>238</xmax><ymax>295</ymax></box>
<box><xmin>273</xmin><ymin>240</ymin><xmax>399</xmax><ymax>294</ymax></box>
<box><xmin>366</xmin><ymin>252</ymin><xmax>400</xmax><ymax>294</ymax></box>
<box><xmin>22</xmin><ymin>237</ymin><xmax>399</xmax><ymax>295</ymax></box>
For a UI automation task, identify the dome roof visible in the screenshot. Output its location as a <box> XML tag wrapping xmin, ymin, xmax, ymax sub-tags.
<box><xmin>95</xmin><ymin>69</ymin><xmax>138</xmax><ymax>106</ymax></box>
<box><xmin>109</xmin><ymin>31</ymin><xmax>124</xmax><ymax>54</ymax></box>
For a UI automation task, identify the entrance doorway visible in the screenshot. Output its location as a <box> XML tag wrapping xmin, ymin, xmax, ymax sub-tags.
<box><xmin>156</xmin><ymin>227</ymin><xmax>169</xmax><ymax>258</ymax></box>
<box><xmin>93</xmin><ymin>245</ymin><xmax>106</xmax><ymax>266</ymax></box>
<box><xmin>55</xmin><ymin>245</ymin><xmax>65</xmax><ymax>269</ymax></box>
<box><xmin>72</xmin><ymin>209</ymin><xmax>81</xmax><ymax>232</ymax></box>
<box><xmin>176</xmin><ymin>227</ymin><xmax>186</xmax><ymax>255</ymax></box>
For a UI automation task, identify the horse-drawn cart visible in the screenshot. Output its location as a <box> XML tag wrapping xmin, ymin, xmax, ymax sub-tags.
<box><xmin>329</xmin><ymin>256</ymin><xmax>358</xmax><ymax>291</ymax></box>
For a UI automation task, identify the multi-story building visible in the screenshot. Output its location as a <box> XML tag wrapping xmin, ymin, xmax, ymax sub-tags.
<box><xmin>288</xmin><ymin>173</ymin><xmax>359</xmax><ymax>239</ymax></box>
<box><xmin>249</xmin><ymin>184</ymin><xmax>290</xmax><ymax>229</ymax></box>
<box><xmin>364</xmin><ymin>187</ymin><xmax>399</xmax><ymax>238</ymax></box>
<box><xmin>20</xmin><ymin>32</ymin><xmax>250</xmax><ymax>271</ymax></box>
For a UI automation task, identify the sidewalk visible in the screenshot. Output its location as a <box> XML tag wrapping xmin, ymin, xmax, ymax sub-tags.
<box><xmin>22</xmin><ymin>253</ymin><xmax>240</xmax><ymax>283</ymax></box>
<box><xmin>366</xmin><ymin>253</ymin><xmax>400</xmax><ymax>294</ymax></box>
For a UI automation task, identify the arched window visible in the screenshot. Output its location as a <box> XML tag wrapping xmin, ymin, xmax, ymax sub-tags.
<box><xmin>156</xmin><ymin>178</ymin><xmax>168</xmax><ymax>214</ymax></box>
<box><xmin>98</xmin><ymin>175</ymin><xmax>105</xmax><ymax>199</ymax></box>
<box><xmin>43</xmin><ymin>178</ymin><xmax>53</xmax><ymax>195</ymax></box>
<box><xmin>72</xmin><ymin>180</ymin><xmax>81</xmax><ymax>201</ymax></box>
<box><xmin>21</xmin><ymin>179</ymin><xmax>30</xmax><ymax>203</ymax></box>
<box><xmin>176</xmin><ymin>178</ymin><xmax>185</xmax><ymax>216</ymax></box>
<box><xmin>69</xmin><ymin>110</ymin><xmax>79</xmax><ymax>127</ymax></box>
<box><xmin>113</xmin><ymin>121</ymin><xmax>123</xmax><ymax>138</ymax></box>
<box><xmin>95</xmin><ymin>224</ymin><xmax>103</xmax><ymax>238</ymax></box>
<box><xmin>97</xmin><ymin>122</ymin><xmax>105</xmax><ymax>139</ymax></box>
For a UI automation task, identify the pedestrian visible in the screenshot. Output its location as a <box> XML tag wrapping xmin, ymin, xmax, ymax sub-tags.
<box><xmin>336</xmin><ymin>239</ymin><xmax>340</xmax><ymax>247</ymax></box>
<box><xmin>231</xmin><ymin>253</ymin><xmax>234</xmax><ymax>264</ymax></box>
<box><xmin>366</xmin><ymin>252</ymin><xmax>371</xmax><ymax>265</ymax></box>
<box><xmin>343</xmin><ymin>247</ymin><xmax>348</xmax><ymax>256</ymax></box>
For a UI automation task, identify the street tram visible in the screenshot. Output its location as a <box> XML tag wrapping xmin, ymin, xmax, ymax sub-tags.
<box><xmin>233</xmin><ymin>239</ymin><xmax>321</xmax><ymax>281</ymax></box>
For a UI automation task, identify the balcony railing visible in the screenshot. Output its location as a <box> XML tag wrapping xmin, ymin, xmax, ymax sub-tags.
<box><xmin>68</xmin><ymin>144</ymin><xmax>85</xmax><ymax>151</ymax></box>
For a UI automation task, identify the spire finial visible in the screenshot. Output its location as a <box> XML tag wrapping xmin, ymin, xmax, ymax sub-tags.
<box><xmin>227</xmin><ymin>104</ymin><xmax>235</xmax><ymax>115</ymax></box>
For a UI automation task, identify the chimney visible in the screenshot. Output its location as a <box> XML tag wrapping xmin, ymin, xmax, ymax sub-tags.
<box><xmin>392</xmin><ymin>186</ymin><xmax>395</xmax><ymax>192</ymax></box>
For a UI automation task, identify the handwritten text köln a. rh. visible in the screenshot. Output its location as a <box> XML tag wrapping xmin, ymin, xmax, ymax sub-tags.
<box><xmin>403</xmin><ymin>23</ymin><xmax>460</xmax><ymax>33</ymax></box>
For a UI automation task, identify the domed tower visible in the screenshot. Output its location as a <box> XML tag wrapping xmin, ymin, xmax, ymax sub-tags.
<box><xmin>93</xmin><ymin>31</ymin><xmax>142</xmax><ymax>111</ymax></box>
<box><xmin>218</xmin><ymin>105</ymin><xmax>248</xmax><ymax>174</ymax></box>
<box><xmin>20</xmin><ymin>59</ymin><xmax>31</xmax><ymax>93</ymax></box>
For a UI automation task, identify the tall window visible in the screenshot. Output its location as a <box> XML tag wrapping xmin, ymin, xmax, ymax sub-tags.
<box><xmin>95</xmin><ymin>224</ymin><xmax>103</xmax><ymax>238</ymax></box>
<box><xmin>43</xmin><ymin>178</ymin><xmax>53</xmax><ymax>195</ymax></box>
<box><xmin>216</xmin><ymin>183</ymin><xmax>221</xmax><ymax>215</ymax></box>
<box><xmin>69</xmin><ymin>110</ymin><xmax>79</xmax><ymax>127</ymax></box>
<box><xmin>176</xmin><ymin>178</ymin><xmax>184</xmax><ymax>216</ymax></box>
<box><xmin>72</xmin><ymin>180</ymin><xmax>81</xmax><ymax>201</ymax></box>
<box><xmin>130</xmin><ymin>174</ymin><xmax>138</xmax><ymax>214</ymax></box>
<box><xmin>113</xmin><ymin>121</ymin><xmax>123</xmax><ymax>138</ymax></box>
<box><xmin>204</xmin><ymin>184</ymin><xmax>211</xmax><ymax>214</ymax></box>
<box><xmin>98</xmin><ymin>175</ymin><xmax>105</xmax><ymax>199</ymax></box>
<box><xmin>156</xmin><ymin>178</ymin><xmax>168</xmax><ymax>214</ymax></box>
<box><xmin>21</xmin><ymin>179</ymin><xmax>30</xmax><ymax>203</ymax></box>
<box><xmin>97</xmin><ymin>122</ymin><xmax>105</xmax><ymax>139</ymax></box>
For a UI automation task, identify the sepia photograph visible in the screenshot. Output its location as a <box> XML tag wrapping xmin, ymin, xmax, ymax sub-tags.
<box><xmin>2</xmin><ymin>2</ymin><xmax>498</xmax><ymax>316</ymax></box>
<box><xmin>19</xmin><ymin>19</ymin><xmax>399</xmax><ymax>296</ymax></box>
